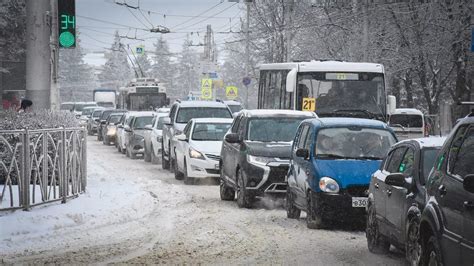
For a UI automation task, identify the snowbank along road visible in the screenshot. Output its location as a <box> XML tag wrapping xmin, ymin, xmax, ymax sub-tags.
<box><xmin>0</xmin><ymin>136</ymin><xmax>405</xmax><ymax>264</ymax></box>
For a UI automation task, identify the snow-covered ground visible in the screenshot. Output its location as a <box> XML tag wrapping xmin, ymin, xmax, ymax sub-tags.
<box><xmin>1</xmin><ymin>137</ymin><xmax>405</xmax><ymax>264</ymax></box>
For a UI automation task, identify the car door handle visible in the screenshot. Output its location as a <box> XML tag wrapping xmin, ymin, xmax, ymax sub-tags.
<box><xmin>374</xmin><ymin>183</ymin><xmax>379</xmax><ymax>189</ymax></box>
<box><xmin>438</xmin><ymin>185</ymin><xmax>447</xmax><ymax>197</ymax></box>
<box><xmin>386</xmin><ymin>189</ymin><xmax>392</xmax><ymax>196</ymax></box>
<box><xmin>464</xmin><ymin>201</ymin><xmax>474</xmax><ymax>210</ymax></box>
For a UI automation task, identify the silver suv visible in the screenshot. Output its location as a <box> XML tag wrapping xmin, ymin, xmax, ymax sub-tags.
<box><xmin>161</xmin><ymin>100</ymin><xmax>233</xmax><ymax>177</ymax></box>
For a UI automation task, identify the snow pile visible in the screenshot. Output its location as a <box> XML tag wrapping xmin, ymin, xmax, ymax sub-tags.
<box><xmin>0</xmin><ymin>109</ymin><xmax>78</xmax><ymax>130</ymax></box>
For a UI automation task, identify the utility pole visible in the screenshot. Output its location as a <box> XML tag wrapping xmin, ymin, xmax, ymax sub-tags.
<box><xmin>50</xmin><ymin>0</ymin><xmax>59</xmax><ymax>110</ymax></box>
<box><xmin>26</xmin><ymin>0</ymin><xmax>51</xmax><ymax>109</ymax></box>
<box><xmin>362</xmin><ymin>0</ymin><xmax>369</xmax><ymax>62</ymax></box>
<box><xmin>245</xmin><ymin>1</ymin><xmax>250</xmax><ymax>108</ymax></box>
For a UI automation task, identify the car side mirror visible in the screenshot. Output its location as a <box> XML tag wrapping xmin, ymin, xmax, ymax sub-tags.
<box><xmin>463</xmin><ymin>174</ymin><xmax>474</xmax><ymax>193</ymax></box>
<box><xmin>100</xmin><ymin>120</ymin><xmax>106</xmax><ymax>124</ymax></box>
<box><xmin>176</xmin><ymin>134</ymin><xmax>187</xmax><ymax>142</ymax></box>
<box><xmin>94</xmin><ymin>118</ymin><xmax>100</xmax><ymax>122</ymax></box>
<box><xmin>124</xmin><ymin>125</ymin><xmax>131</xmax><ymax>132</ymax></box>
<box><xmin>163</xmin><ymin>117</ymin><xmax>171</xmax><ymax>126</ymax></box>
<box><xmin>295</xmin><ymin>148</ymin><xmax>309</xmax><ymax>159</ymax></box>
<box><xmin>145</xmin><ymin>124</ymin><xmax>152</xmax><ymax>130</ymax></box>
<box><xmin>225</xmin><ymin>133</ymin><xmax>241</xmax><ymax>144</ymax></box>
<box><xmin>385</xmin><ymin>173</ymin><xmax>408</xmax><ymax>188</ymax></box>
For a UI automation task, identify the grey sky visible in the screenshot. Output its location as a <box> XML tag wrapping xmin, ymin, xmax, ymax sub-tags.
<box><xmin>77</xmin><ymin>0</ymin><xmax>243</xmax><ymax>60</ymax></box>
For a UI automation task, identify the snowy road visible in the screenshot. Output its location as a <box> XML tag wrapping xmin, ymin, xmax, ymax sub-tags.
<box><xmin>1</xmin><ymin>137</ymin><xmax>405</xmax><ymax>264</ymax></box>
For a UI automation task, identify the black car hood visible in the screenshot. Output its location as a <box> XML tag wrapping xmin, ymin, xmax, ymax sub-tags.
<box><xmin>245</xmin><ymin>141</ymin><xmax>292</xmax><ymax>159</ymax></box>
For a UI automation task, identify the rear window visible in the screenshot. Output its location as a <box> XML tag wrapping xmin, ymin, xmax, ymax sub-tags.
<box><xmin>108</xmin><ymin>115</ymin><xmax>122</xmax><ymax>124</ymax></box>
<box><xmin>176</xmin><ymin>107</ymin><xmax>232</xmax><ymax>124</ymax></box>
<box><xmin>389</xmin><ymin>114</ymin><xmax>423</xmax><ymax>128</ymax></box>
<box><xmin>421</xmin><ymin>148</ymin><xmax>440</xmax><ymax>184</ymax></box>
<box><xmin>133</xmin><ymin>116</ymin><xmax>154</xmax><ymax>129</ymax></box>
<box><xmin>92</xmin><ymin>110</ymin><xmax>103</xmax><ymax>118</ymax></box>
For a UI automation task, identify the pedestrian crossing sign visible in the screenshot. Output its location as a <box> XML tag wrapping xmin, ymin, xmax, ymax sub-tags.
<box><xmin>201</xmin><ymin>79</ymin><xmax>212</xmax><ymax>99</ymax></box>
<box><xmin>226</xmin><ymin>86</ymin><xmax>238</xmax><ymax>100</ymax></box>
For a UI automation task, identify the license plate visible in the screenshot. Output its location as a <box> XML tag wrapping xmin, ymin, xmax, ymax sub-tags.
<box><xmin>215</xmin><ymin>164</ymin><xmax>220</xmax><ymax>170</ymax></box>
<box><xmin>352</xmin><ymin>197</ymin><xmax>368</xmax><ymax>208</ymax></box>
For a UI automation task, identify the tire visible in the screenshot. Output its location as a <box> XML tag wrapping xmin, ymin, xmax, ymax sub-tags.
<box><xmin>129</xmin><ymin>147</ymin><xmax>137</xmax><ymax>160</ymax></box>
<box><xmin>118</xmin><ymin>144</ymin><xmax>122</xmax><ymax>153</ymax></box>
<box><xmin>236</xmin><ymin>169</ymin><xmax>252</xmax><ymax>208</ymax></box>
<box><xmin>406</xmin><ymin>217</ymin><xmax>422</xmax><ymax>266</ymax></box>
<box><xmin>366</xmin><ymin>203</ymin><xmax>390</xmax><ymax>254</ymax></box>
<box><xmin>219</xmin><ymin>167</ymin><xmax>235</xmax><ymax>201</ymax></box>
<box><xmin>183</xmin><ymin>160</ymin><xmax>193</xmax><ymax>185</ymax></box>
<box><xmin>144</xmin><ymin>145</ymin><xmax>151</xmax><ymax>162</ymax></box>
<box><xmin>422</xmin><ymin>235</ymin><xmax>443</xmax><ymax>266</ymax></box>
<box><xmin>286</xmin><ymin>188</ymin><xmax>301</xmax><ymax>219</ymax></box>
<box><xmin>174</xmin><ymin>158</ymin><xmax>184</xmax><ymax>180</ymax></box>
<box><xmin>161</xmin><ymin>140</ymin><xmax>170</xmax><ymax>169</ymax></box>
<box><xmin>103</xmin><ymin>136</ymin><xmax>109</xmax><ymax>145</ymax></box>
<box><xmin>150</xmin><ymin>144</ymin><xmax>159</xmax><ymax>164</ymax></box>
<box><xmin>169</xmin><ymin>146</ymin><xmax>175</xmax><ymax>173</ymax></box>
<box><xmin>306</xmin><ymin>190</ymin><xmax>325</xmax><ymax>229</ymax></box>
<box><xmin>126</xmin><ymin>146</ymin><xmax>130</xmax><ymax>158</ymax></box>
<box><xmin>121</xmin><ymin>145</ymin><xmax>126</xmax><ymax>154</ymax></box>
<box><xmin>87</xmin><ymin>127</ymin><xmax>92</xmax><ymax>136</ymax></box>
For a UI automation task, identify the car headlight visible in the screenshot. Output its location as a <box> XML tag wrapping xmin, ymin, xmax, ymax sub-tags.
<box><xmin>247</xmin><ymin>155</ymin><xmax>274</xmax><ymax>166</ymax></box>
<box><xmin>107</xmin><ymin>126</ymin><xmax>117</xmax><ymax>136</ymax></box>
<box><xmin>319</xmin><ymin>177</ymin><xmax>340</xmax><ymax>193</ymax></box>
<box><xmin>189</xmin><ymin>147</ymin><xmax>205</xmax><ymax>160</ymax></box>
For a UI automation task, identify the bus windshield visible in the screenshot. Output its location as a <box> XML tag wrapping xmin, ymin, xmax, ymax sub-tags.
<box><xmin>297</xmin><ymin>72</ymin><xmax>385</xmax><ymax>118</ymax></box>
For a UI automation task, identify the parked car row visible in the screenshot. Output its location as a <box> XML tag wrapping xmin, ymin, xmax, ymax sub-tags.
<box><xmin>79</xmin><ymin>99</ymin><xmax>474</xmax><ymax>265</ymax></box>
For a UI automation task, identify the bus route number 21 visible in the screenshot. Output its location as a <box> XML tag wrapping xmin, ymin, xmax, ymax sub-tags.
<box><xmin>302</xmin><ymin>97</ymin><xmax>316</xmax><ymax>111</ymax></box>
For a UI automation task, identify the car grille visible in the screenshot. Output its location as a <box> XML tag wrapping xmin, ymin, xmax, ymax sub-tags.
<box><xmin>206</xmin><ymin>169</ymin><xmax>220</xmax><ymax>175</ymax></box>
<box><xmin>206</xmin><ymin>154</ymin><xmax>220</xmax><ymax>161</ymax></box>
<box><xmin>345</xmin><ymin>185</ymin><xmax>369</xmax><ymax>197</ymax></box>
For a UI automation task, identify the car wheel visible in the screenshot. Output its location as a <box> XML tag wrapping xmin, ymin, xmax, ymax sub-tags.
<box><xmin>103</xmin><ymin>136</ymin><xmax>108</xmax><ymax>145</ymax></box>
<box><xmin>183</xmin><ymin>160</ymin><xmax>193</xmax><ymax>185</ymax></box>
<box><xmin>174</xmin><ymin>158</ymin><xmax>184</xmax><ymax>180</ymax></box>
<box><xmin>406</xmin><ymin>217</ymin><xmax>421</xmax><ymax>266</ymax></box>
<box><xmin>422</xmin><ymin>235</ymin><xmax>443</xmax><ymax>266</ymax></box>
<box><xmin>129</xmin><ymin>147</ymin><xmax>137</xmax><ymax>160</ymax></box>
<box><xmin>366</xmin><ymin>203</ymin><xmax>390</xmax><ymax>254</ymax></box>
<box><xmin>286</xmin><ymin>188</ymin><xmax>301</xmax><ymax>219</ymax></box>
<box><xmin>144</xmin><ymin>145</ymin><xmax>151</xmax><ymax>162</ymax></box>
<box><xmin>219</xmin><ymin>167</ymin><xmax>235</xmax><ymax>200</ymax></box>
<box><xmin>121</xmin><ymin>145</ymin><xmax>126</xmax><ymax>154</ymax></box>
<box><xmin>150</xmin><ymin>144</ymin><xmax>159</xmax><ymax>164</ymax></box>
<box><xmin>169</xmin><ymin>146</ymin><xmax>175</xmax><ymax>173</ymax></box>
<box><xmin>126</xmin><ymin>146</ymin><xmax>130</xmax><ymax>158</ymax></box>
<box><xmin>236</xmin><ymin>169</ymin><xmax>252</xmax><ymax>208</ymax></box>
<box><xmin>161</xmin><ymin>141</ymin><xmax>170</xmax><ymax>169</ymax></box>
<box><xmin>306</xmin><ymin>190</ymin><xmax>325</xmax><ymax>229</ymax></box>
<box><xmin>118</xmin><ymin>144</ymin><xmax>122</xmax><ymax>153</ymax></box>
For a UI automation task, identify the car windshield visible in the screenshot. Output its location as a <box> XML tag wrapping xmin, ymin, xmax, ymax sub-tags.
<box><xmin>247</xmin><ymin>117</ymin><xmax>305</xmax><ymax>142</ymax></box>
<box><xmin>315</xmin><ymin>127</ymin><xmax>396</xmax><ymax>160</ymax></box>
<box><xmin>228</xmin><ymin>105</ymin><xmax>242</xmax><ymax>113</ymax></box>
<box><xmin>176</xmin><ymin>107</ymin><xmax>232</xmax><ymax>123</ymax></box>
<box><xmin>82</xmin><ymin>108</ymin><xmax>95</xmax><ymax>116</ymax></box>
<box><xmin>133</xmin><ymin>116</ymin><xmax>153</xmax><ymax>129</ymax></box>
<box><xmin>108</xmin><ymin>115</ymin><xmax>122</xmax><ymax>124</ymax></box>
<box><xmin>421</xmin><ymin>148</ymin><xmax>441</xmax><ymax>183</ymax></box>
<box><xmin>389</xmin><ymin>114</ymin><xmax>423</xmax><ymax>128</ymax></box>
<box><xmin>192</xmin><ymin>123</ymin><xmax>232</xmax><ymax>141</ymax></box>
<box><xmin>92</xmin><ymin>110</ymin><xmax>103</xmax><ymax>118</ymax></box>
<box><xmin>156</xmin><ymin>116</ymin><xmax>165</xmax><ymax>130</ymax></box>
<box><xmin>60</xmin><ymin>103</ymin><xmax>74</xmax><ymax>110</ymax></box>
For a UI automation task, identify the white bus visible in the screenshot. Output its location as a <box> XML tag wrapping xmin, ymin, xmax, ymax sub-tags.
<box><xmin>118</xmin><ymin>78</ymin><xmax>169</xmax><ymax>111</ymax></box>
<box><xmin>258</xmin><ymin>60</ymin><xmax>395</xmax><ymax>121</ymax></box>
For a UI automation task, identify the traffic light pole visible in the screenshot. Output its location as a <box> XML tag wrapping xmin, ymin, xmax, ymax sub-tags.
<box><xmin>26</xmin><ymin>0</ymin><xmax>51</xmax><ymax>109</ymax></box>
<box><xmin>50</xmin><ymin>0</ymin><xmax>59</xmax><ymax>110</ymax></box>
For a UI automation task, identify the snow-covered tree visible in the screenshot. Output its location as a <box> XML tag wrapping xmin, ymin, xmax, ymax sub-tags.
<box><xmin>0</xmin><ymin>0</ymin><xmax>26</xmax><ymax>66</ymax></box>
<box><xmin>58</xmin><ymin>32</ymin><xmax>95</xmax><ymax>102</ymax></box>
<box><xmin>174</xmin><ymin>37</ymin><xmax>200</xmax><ymax>99</ymax></box>
<box><xmin>133</xmin><ymin>50</ymin><xmax>152</xmax><ymax>77</ymax></box>
<box><xmin>151</xmin><ymin>36</ymin><xmax>176</xmax><ymax>94</ymax></box>
<box><xmin>99</xmin><ymin>31</ymin><xmax>132</xmax><ymax>90</ymax></box>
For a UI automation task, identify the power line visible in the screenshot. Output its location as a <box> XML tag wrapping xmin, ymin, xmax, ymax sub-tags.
<box><xmin>174</xmin><ymin>3</ymin><xmax>238</xmax><ymax>32</ymax></box>
<box><xmin>78</xmin><ymin>15</ymin><xmax>148</xmax><ymax>31</ymax></box>
<box><xmin>170</xmin><ymin>1</ymin><xmax>224</xmax><ymax>29</ymax></box>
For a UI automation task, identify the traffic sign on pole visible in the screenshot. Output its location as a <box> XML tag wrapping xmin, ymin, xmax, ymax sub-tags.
<box><xmin>242</xmin><ymin>77</ymin><xmax>251</xmax><ymax>86</ymax></box>
<box><xmin>201</xmin><ymin>79</ymin><xmax>213</xmax><ymax>99</ymax></box>
<box><xmin>226</xmin><ymin>86</ymin><xmax>238</xmax><ymax>100</ymax></box>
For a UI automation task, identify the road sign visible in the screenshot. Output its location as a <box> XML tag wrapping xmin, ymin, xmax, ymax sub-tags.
<box><xmin>209</xmin><ymin>72</ymin><xmax>218</xmax><ymax>79</ymax></box>
<box><xmin>242</xmin><ymin>77</ymin><xmax>251</xmax><ymax>86</ymax></box>
<box><xmin>226</xmin><ymin>86</ymin><xmax>238</xmax><ymax>100</ymax></box>
<box><xmin>136</xmin><ymin>46</ymin><xmax>144</xmax><ymax>55</ymax></box>
<box><xmin>201</xmin><ymin>79</ymin><xmax>212</xmax><ymax>99</ymax></box>
<box><xmin>302</xmin><ymin>97</ymin><xmax>316</xmax><ymax>111</ymax></box>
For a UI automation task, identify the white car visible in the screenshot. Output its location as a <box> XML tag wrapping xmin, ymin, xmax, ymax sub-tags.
<box><xmin>144</xmin><ymin>113</ymin><xmax>168</xmax><ymax>164</ymax></box>
<box><xmin>173</xmin><ymin>118</ymin><xmax>233</xmax><ymax>185</ymax></box>
<box><xmin>116</xmin><ymin>112</ymin><xmax>136</xmax><ymax>154</ymax></box>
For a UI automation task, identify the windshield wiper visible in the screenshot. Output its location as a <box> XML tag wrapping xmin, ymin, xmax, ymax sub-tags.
<box><xmin>357</xmin><ymin>156</ymin><xmax>383</xmax><ymax>160</ymax></box>
<box><xmin>316</xmin><ymin>154</ymin><xmax>353</xmax><ymax>159</ymax></box>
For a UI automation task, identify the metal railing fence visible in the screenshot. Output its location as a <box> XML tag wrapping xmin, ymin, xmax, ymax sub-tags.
<box><xmin>0</xmin><ymin>127</ymin><xmax>87</xmax><ymax>211</ymax></box>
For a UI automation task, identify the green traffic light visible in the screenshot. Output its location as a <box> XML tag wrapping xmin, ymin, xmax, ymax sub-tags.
<box><xmin>59</xmin><ymin>31</ymin><xmax>75</xmax><ymax>47</ymax></box>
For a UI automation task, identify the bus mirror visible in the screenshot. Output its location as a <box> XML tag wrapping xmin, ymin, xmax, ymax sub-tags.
<box><xmin>286</xmin><ymin>68</ymin><xmax>297</xmax><ymax>93</ymax></box>
<box><xmin>387</xmin><ymin>95</ymin><xmax>397</xmax><ymax>115</ymax></box>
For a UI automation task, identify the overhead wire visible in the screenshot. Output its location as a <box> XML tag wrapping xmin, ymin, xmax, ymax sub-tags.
<box><xmin>169</xmin><ymin>1</ymin><xmax>224</xmax><ymax>29</ymax></box>
<box><xmin>174</xmin><ymin>3</ymin><xmax>238</xmax><ymax>32</ymax></box>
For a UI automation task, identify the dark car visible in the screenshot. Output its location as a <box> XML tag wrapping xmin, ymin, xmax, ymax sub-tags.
<box><xmin>97</xmin><ymin>109</ymin><xmax>126</xmax><ymax>141</ymax></box>
<box><xmin>366</xmin><ymin>137</ymin><xmax>445</xmax><ymax>264</ymax></box>
<box><xmin>286</xmin><ymin>118</ymin><xmax>397</xmax><ymax>229</ymax></box>
<box><xmin>419</xmin><ymin>116</ymin><xmax>474</xmax><ymax>265</ymax></box>
<box><xmin>102</xmin><ymin>113</ymin><xmax>123</xmax><ymax>145</ymax></box>
<box><xmin>219</xmin><ymin>110</ymin><xmax>316</xmax><ymax>208</ymax></box>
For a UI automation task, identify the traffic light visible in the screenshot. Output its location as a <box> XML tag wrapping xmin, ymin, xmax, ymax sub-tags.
<box><xmin>58</xmin><ymin>0</ymin><xmax>76</xmax><ymax>48</ymax></box>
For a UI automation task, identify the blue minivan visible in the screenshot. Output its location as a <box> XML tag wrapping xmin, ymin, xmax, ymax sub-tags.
<box><xmin>286</xmin><ymin>118</ymin><xmax>397</xmax><ymax>229</ymax></box>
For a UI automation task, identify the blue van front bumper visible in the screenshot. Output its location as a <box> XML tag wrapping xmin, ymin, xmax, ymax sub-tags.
<box><xmin>311</xmin><ymin>186</ymin><xmax>369</xmax><ymax>221</ymax></box>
